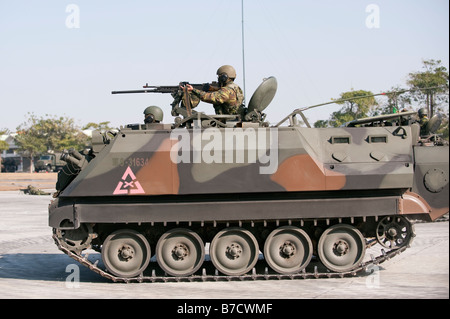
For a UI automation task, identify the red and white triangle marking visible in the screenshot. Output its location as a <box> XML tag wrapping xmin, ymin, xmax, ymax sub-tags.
<box><xmin>113</xmin><ymin>166</ymin><xmax>145</xmax><ymax>195</ymax></box>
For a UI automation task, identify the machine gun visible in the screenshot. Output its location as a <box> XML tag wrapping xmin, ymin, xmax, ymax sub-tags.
<box><xmin>111</xmin><ymin>81</ymin><xmax>218</xmax><ymax>95</ymax></box>
<box><xmin>111</xmin><ymin>76</ymin><xmax>279</xmax><ymax>127</ymax></box>
<box><xmin>112</xmin><ymin>81</ymin><xmax>219</xmax><ymax>118</ymax></box>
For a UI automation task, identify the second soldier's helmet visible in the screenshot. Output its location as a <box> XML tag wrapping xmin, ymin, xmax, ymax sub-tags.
<box><xmin>217</xmin><ymin>65</ymin><xmax>237</xmax><ymax>79</ymax></box>
<box><xmin>143</xmin><ymin>106</ymin><xmax>164</xmax><ymax>123</ymax></box>
<box><xmin>418</xmin><ymin>108</ymin><xmax>428</xmax><ymax>118</ymax></box>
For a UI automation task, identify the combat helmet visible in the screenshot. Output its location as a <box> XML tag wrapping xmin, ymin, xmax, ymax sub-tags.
<box><xmin>217</xmin><ymin>65</ymin><xmax>237</xmax><ymax>79</ymax></box>
<box><xmin>418</xmin><ymin>108</ymin><xmax>428</xmax><ymax>118</ymax></box>
<box><xmin>143</xmin><ymin>105</ymin><xmax>164</xmax><ymax>123</ymax></box>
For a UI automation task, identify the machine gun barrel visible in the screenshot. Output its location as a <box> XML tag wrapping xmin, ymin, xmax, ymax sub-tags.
<box><xmin>111</xmin><ymin>87</ymin><xmax>177</xmax><ymax>94</ymax></box>
<box><xmin>111</xmin><ymin>81</ymin><xmax>219</xmax><ymax>95</ymax></box>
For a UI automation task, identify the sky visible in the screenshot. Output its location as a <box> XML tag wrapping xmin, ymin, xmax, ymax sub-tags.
<box><xmin>0</xmin><ymin>0</ymin><xmax>449</xmax><ymax>132</ymax></box>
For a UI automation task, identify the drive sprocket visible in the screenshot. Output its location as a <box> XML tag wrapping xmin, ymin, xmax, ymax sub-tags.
<box><xmin>53</xmin><ymin>223</ymin><xmax>95</xmax><ymax>254</ymax></box>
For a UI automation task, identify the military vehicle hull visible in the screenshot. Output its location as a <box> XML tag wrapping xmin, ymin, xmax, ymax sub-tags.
<box><xmin>49</xmin><ymin>122</ymin><xmax>448</xmax><ymax>281</ymax></box>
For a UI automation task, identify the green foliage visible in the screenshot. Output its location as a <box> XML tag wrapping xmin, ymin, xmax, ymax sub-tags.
<box><xmin>407</xmin><ymin>59</ymin><xmax>449</xmax><ymax>117</ymax></box>
<box><xmin>0</xmin><ymin>140</ymin><xmax>8</xmax><ymax>173</ymax></box>
<box><xmin>314</xmin><ymin>59</ymin><xmax>448</xmax><ymax>135</ymax></box>
<box><xmin>0</xmin><ymin>140</ymin><xmax>9</xmax><ymax>152</ymax></box>
<box><xmin>377</xmin><ymin>86</ymin><xmax>412</xmax><ymax>115</ymax></box>
<box><xmin>323</xmin><ymin>89</ymin><xmax>377</xmax><ymax>127</ymax></box>
<box><xmin>15</xmin><ymin>113</ymin><xmax>89</xmax><ymax>156</ymax></box>
<box><xmin>313</xmin><ymin>120</ymin><xmax>329</xmax><ymax>128</ymax></box>
<box><xmin>328</xmin><ymin>110</ymin><xmax>357</xmax><ymax>127</ymax></box>
<box><xmin>82</xmin><ymin>121</ymin><xmax>115</xmax><ymax>131</ymax></box>
<box><xmin>0</xmin><ymin>128</ymin><xmax>11</xmax><ymax>135</ymax></box>
<box><xmin>334</xmin><ymin>90</ymin><xmax>377</xmax><ymax>115</ymax></box>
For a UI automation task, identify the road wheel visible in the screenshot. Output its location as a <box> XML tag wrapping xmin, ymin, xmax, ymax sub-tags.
<box><xmin>318</xmin><ymin>224</ymin><xmax>366</xmax><ymax>273</ymax></box>
<box><xmin>264</xmin><ymin>226</ymin><xmax>313</xmax><ymax>274</ymax></box>
<box><xmin>209</xmin><ymin>227</ymin><xmax>259</xmax><ymax>276</ymax></box>
<box><xmin>156</xmin><ymin>228</ymin><xmax>205</xmax><ymax>277</ymax></box>
<box><xmin>102</xmin><ymin>229</ymin><xmax>151</xmax><ymax>278</ymax></box>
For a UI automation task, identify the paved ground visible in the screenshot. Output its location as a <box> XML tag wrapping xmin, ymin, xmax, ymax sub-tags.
<box><xmin>0</xmin><ymin>190</ymin><xmax>448</xmax><ymax>300</ymax></box>
<box><xmin>0</xmin><ymin>173</ymin><xmax>57</xmax><ymax>191</ymax></box>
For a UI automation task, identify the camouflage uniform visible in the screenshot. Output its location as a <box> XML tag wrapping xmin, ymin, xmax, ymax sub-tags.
<box><xmin>25</xmin><ymin>185</ymin><xmax>50</xmax><ymax>195</ymax></box>
<box><xmin>419</xmin><ymin>116</ymin><xmax>429</xmax><ymax>136</ymax></box>
<box><xmin>192</xmin><ymin>82</ymin><xmax>244</xmax><ymax>115</ymax></box>
<box><xmin>418</xmin><ymin>108</ymin><xmax>429</xmax><ymax>136</ymax></box>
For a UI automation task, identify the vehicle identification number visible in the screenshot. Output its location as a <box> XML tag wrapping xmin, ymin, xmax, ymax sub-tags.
<box><xmin>112</xmin><ymin>157</ymin><xmax>150</xmax><ymax>167</ymax></box>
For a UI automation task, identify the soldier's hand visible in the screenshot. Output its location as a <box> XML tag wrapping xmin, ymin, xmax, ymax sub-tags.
<box><xmin>202</xmin><ymin>83</ymin><xmax>211</xmax><ymax>91</ymax></box>
<box><xmin>180</xmin><ymin>84</ymin><xmax>194</xmax><ymax>92</ymax></box>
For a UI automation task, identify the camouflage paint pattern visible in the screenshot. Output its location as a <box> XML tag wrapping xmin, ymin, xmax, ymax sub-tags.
<box><xmin>50</xmin><ymin>123</ymin><xmax>448</xmax><ymax>228</ymax></box>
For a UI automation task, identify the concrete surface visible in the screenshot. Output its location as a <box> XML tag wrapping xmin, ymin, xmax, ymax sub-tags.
<box><xmin>0</xmin><ymin>190</ymin><xmax>448</xmax><ymax>299</ymax></box>
<box><xmin>0</xmin><ymin>173</ymin><xmax>57</xmax><ymax>191</ymax></box>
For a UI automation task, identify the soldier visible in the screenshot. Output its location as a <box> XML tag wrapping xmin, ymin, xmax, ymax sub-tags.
<box><xmin>418</xmin><ymin>107</ymin><xmax>429</xmax><ymax>136</ymax></box>
<box><xmin>25</xmin><ymin>185</ymin><xmax>50</xmax><ymax>195</ymax></box>
<box><xmin>143</xmin><ymin>106</ymin><xmax>164</xmax><ymax>124</ymax></box>
<box><xmin>183</xmin><ymin>65</ymin><xmax>244</xmax><ymax>115</ymax></box>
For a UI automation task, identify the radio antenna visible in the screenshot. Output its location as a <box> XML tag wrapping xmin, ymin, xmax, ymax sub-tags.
<box><xmin>241</xmin><ymin>0</ymin><xmax>247</xmax><ymax>104</ymax></box>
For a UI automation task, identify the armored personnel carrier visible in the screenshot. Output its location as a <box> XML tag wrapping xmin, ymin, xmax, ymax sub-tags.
<box><xmin>49</xmin><ymin>77</ymin><xmax>449</xmax><ymax>282</ymax></box>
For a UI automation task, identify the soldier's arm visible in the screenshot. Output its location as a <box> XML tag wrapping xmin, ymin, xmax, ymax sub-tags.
<box><xmin>191</xmin><ymin>87</ymin><xmax>234</xmax><ymax>104</ymax></box>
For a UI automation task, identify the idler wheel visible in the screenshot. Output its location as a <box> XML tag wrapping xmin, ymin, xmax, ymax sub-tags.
<box><xmin>156</xmin><ymin>228</ymin><xmax>205</xmax><ymax>277</ymax></box>
<box><xmin>101</xmin><ymin>229</ymin><xmax>151</xmax><ymax>278</ymax></box>
<box><xmin>264</xmin><ymin>226</ymin><xmax>313</xmax><ymax>275</ymax></box>
<box><xmin>210</xmin><ymin>227</ymin><xmax>259</xmax><ymax>276</ymax></box>
<box><xmin>376</xmin><ymin>216</ymin><xmax>415</xmax><ymax>249</ymax></box>
<box><xmin>318</xmin><ymin>224</ymin><xmax>366</xmax><ymax>273</ymax></box>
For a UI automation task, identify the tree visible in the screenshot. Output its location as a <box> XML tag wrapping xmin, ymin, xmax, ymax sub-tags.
<box><xmin>326</xmin><ymin>90</ymin><xmax>377</xmax><ymax>127</ymax></box>
<box><xmin>15</xmin><ymin>113</ymin><xmax>89</xmax><ymax>172</ymax></box>
<box><xmin>376</xmin><ymin>86</ymin><xmax>412</xmax><ymax>115</ymax></box>
<box><xmin>407</xmin><ymin>59</ymin><xmax>449</xmax><ymax>117</ymax></box>
<box><xmin>0</xmin><ymin>140</ymin><xmax>8</xmax><ymax>152</ymax></box>
<box><xmin>82</xmin><ymin>121</ymin><xmax>115</xmax><ymax>131</ymax></box>
<box><xmin>0</xmin><ymin>140</ymin><xmax>9</xmax><ymax>174</ymax></box>
<box><xmin>16</xmin><ymin>113</ymin><xmax>89</xmax><ymax>151</ymax></box>
<box><xmin>13</xmin><ymin>130</ymin><xmax>45</xmax><ymax>173</ymax></box>
<box><xmin>313</xmin><ymin>120</ymin><xmax>329</xmax><ymax>128</ymax></box>
<box><xmin>0</xmin><ymin>128</ymin><xmax>10</xmax><ymax>172</ymax></box>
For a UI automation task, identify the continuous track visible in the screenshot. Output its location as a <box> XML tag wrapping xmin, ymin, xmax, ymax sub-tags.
<box><xmin>52</xmin><ymin>232</ymin><xmax>409</xmax><ymax>283</ymax></box>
